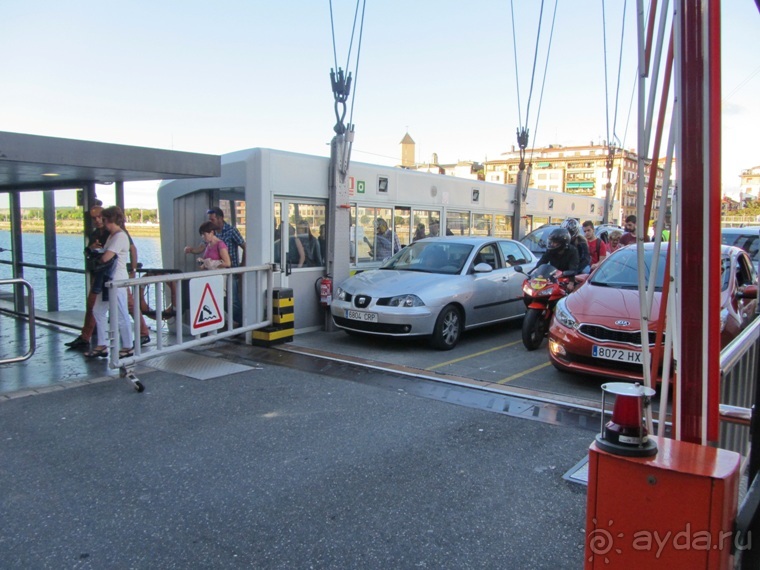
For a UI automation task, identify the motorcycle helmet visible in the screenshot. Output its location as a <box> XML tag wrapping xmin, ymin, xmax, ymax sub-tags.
<box><xmin>547</xmin><ymin>228</ymin><xmax>571</xmax><ymax>250</ymax></box>
<box><xmin>561</xmin><ymin>218</ymin><xmax>580</xmax><ymax>238</ymax></box>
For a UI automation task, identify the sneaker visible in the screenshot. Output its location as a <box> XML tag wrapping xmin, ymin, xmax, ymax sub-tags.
<box><xmin>140</xmin><ymin>335</ymin><xmax>151</xmax><ymax>346</ymax></box>
<box><xmin>65</xmin><ymin>336</ymin><xmax>89</xmax><ymax>349</ymax></box>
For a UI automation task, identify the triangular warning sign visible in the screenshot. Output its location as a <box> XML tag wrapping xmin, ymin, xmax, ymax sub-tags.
<box><xmin>192</xmin><ymin>282</ymin><xmax>224</xmax><ymax>330</ymax></box>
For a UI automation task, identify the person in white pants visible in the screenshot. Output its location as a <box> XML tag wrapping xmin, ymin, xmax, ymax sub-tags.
<box><xmin>85</xmin><ymin>206</ymin><xmax>134</xmax><ymax>359</ymax></box>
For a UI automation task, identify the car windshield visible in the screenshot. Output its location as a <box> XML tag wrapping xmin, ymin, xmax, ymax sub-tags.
<box><xmin>590</xmin><ymin>247</ymin><xmax>667</xmax><ymax>290</ymax></box>
<box><xmin>380</xmin><ymin>241</ymin><xmax>474</xmax><ymax>275</ymax></box>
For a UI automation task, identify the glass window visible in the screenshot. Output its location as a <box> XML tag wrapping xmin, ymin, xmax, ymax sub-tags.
<box><xmin>493</xmin><ymin>214</ymin><xmax>512</xmax><ymax>238</ymax></box>
<box><xmin>355</xmin><ymin>206</ymin><xmax>397</xmax><ymax>262</ymax></box>
<box><xmin>498</xmin><ymin>240</ymin><xmax>531</xmax><ymax>266</ymax></box>
<box><xmin>472</xmin><ymin>244</ymin><xmax>501</xmax><ymax>270</ymax></box>
<box><xmin>446</xmin><ymin>211</ymin><xmax>470</xmax><ymax>236</ymax></box>
<box><xmin>412</xmin><ymin>209</ymin><xmax>441</xmax><ymax>241</ymax></box>
<box><xmin>288</xmin><ymin>202</ymin><xmax>326</xmax><ymax>268</ymax></box>
<box><xmin>472</xmin><ymin>213</ymin><xmax>493</xmax><ymax>237</ymax></box>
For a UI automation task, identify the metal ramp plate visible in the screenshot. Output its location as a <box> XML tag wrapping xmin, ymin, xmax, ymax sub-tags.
<box><xmin>563</xmin><ymin>455</ymin><xmax>590</xmax><ymax>486</ymax></box>
<box><xmin>145</xmin><ymin>351</ymin><xmax>254</xmax><ymax>380</ymax></box>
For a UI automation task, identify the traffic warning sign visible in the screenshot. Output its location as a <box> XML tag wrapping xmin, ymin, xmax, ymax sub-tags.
<box><xmin>189</xmin><ymin>275</ymin><xmax>225</xmax><ymax>335</ymax></box>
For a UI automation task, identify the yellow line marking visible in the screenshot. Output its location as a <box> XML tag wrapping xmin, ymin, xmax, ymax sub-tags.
<box><xmin>426</xmin><ymin>340</ymin><xmax>522</xmax><ymax>370</ymax></box>
<box><xmin>497</xmin><ymin>361</ymin><xmax>552</xmax><ymax>384</ymax></box>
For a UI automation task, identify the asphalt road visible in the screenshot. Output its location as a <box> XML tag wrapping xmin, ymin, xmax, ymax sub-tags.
<box><xmin>0</xmin><ymin>361</ymin><xmax>592</xmax><ymax>569</ymax></box>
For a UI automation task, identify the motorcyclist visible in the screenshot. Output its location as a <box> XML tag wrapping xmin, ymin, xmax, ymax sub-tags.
<box><xmin>561</xmin><ymin>218</ymin><xmax>591</xmax><ymax>274</ymax></box>
<box><xmin>536</xmin><ymin>228</ymin><xmax>580</xmax><ymax>279</ymax></box>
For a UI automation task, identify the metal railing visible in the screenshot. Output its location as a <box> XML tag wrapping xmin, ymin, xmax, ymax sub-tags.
<box><xmin>0</xmin><ymin>278</ymin><xmax>36</xmax><ymax>364</ymax></box>
<box><xmin>719</xmin><ymin>317</ymin><xmax>760</xmax><ymax>455</ymax></box>
<box><xmin>104</xmin><ymin>264</ymin><xmax>275</xmax><ymax>391</ymax></box>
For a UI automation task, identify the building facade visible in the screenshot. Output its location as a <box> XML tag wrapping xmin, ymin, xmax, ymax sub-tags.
<box><xmin>483</xmin><ymin>143</ymin><xmax>665</xmax><ymax>225</ymax></box>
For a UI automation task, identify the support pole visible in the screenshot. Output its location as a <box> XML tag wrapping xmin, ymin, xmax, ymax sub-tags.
<box><xmin>325</xmin><ymin>131</ymin><xmax>352</xmax><ymax>331</ymax></box>
<box><xmin>42</xmin><ymin>190</ymin><xmax>59</xmax><ymax>312</ymax></box>
<box><xmin>9</xmin><ymin>191</ymin><xmax>24</xmax><ymax>310</ymax></box>
<box><xmin>678</xmin><ymin>0</ymin><xmax>721</xmax><ymax>444</ymax></box>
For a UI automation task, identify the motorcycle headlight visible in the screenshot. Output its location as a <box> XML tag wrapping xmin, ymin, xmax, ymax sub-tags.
<box><xmin>555</xmin><ymin>299</ymin><xmax>578</xmax><ymax>329</ymax></box>
<box><xmin>720</xmin><ymin>308</ymin><xmax>728</xmax><ymax>332</ymax></box>
<box><xmin>336</xmin><ymin>287</ymin><xmax>348</xmax><ymax>301</ymax></box>
<box><xmin>386</xmin><ymin>294</ymin><xmax>424</xmax><ymax>307</ymax></box>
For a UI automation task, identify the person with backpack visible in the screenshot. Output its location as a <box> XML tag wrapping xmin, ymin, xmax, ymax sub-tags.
<box><xmin>561</xmin><ymin>218</ymin><xmax>591</xmax><ymax>274</ymax></box>
<box><xmin>582</xmin><ymin>220</ymin><xmax>609</xmax><ymax>271</ymax></box>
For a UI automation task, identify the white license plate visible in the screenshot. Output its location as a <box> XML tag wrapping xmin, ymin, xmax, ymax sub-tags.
<box><xmin>346</xmin><ymin>309</ymin><xmax>378</xmax><ymax>323</ymax></box>
<box><xmin>592</xmin><ymin>345</ymin><xmax>642</xmax><ymax>363</ymax></box>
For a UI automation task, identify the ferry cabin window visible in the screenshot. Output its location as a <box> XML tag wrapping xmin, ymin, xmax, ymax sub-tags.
<box><xmin>290</xmin><ymin>202</ymin><xmax>326</xmax><ymax>268</ymax></box>
<box><xmin>412</xmin><ymin>210</ymin><xmax>441</xmax><ymax>241</ymax></box>
<box><xmin>494</xmin><ymin>214</ymin><xmax>512</xmax><ymax>238</ymax></box>
<box><xmin>395</xmin><ymin>207</ymin><xmax>411</xmax><ymax>247</ymax></box>
<box><xmin>272</xmin><ymin>201</ymin><xmax>326</xmax><ymax>268</ymax></box>
<box><xmin>446</xmin><ymin>211</ymin><xmax>469</xmax><ymax>236</ymax></box>
<box><xmin>356</xmin><ymin>206</ymin><xmax>395</xmax><ymax>262</ymax></box>
<box><xmin>473</xmin><ymin>214</ymin><xmax>492</xmax><ymax>237</ymax></box>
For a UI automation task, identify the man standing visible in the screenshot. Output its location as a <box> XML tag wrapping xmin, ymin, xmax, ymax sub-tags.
<box><xmin>582</xmin><ymin>220</ymin><xmax>609</xmax><ymax>270</ymax></box>
<box><xmin>372</xmin><ymin>218</ymin><xmax>400</xmax><ymax>260</ymax></box>
<box><xmin>620</xmin><ymin>214</ymin><xmax>640</xmax><ymax>246</ymax></box>
<box><xmin>206</xmin><ymin>206</ymin><xmax>246</xmax><ymax>267</ymax></box>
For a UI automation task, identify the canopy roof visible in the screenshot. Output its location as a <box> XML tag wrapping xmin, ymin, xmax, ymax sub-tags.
<box><xmin>0</xmin><ymin>131</ymin><xmax>220</xmax><ymax>192</ymax></box>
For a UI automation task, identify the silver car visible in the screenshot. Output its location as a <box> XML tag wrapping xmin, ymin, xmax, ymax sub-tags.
<box><xmin>331</xmin><ymin>237</ymin><xmax>537</xmax><ymax>350</ymax></box>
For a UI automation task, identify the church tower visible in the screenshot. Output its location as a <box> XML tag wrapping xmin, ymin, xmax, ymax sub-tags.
<box><xmin>400</xmin><ymin>132</ymin><xmax>415</xmax><ymax>168</ymax></box>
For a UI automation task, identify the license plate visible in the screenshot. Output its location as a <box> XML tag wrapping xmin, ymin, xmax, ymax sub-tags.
<box><xmin>346</xmin><ymin>309</ymin><xmax>378</xmax><ymax>323</ymax></box>
<box><xmin>592</xmin><ymin>345</ymin><xmax>642</xmax><ymax>363</ymax></box>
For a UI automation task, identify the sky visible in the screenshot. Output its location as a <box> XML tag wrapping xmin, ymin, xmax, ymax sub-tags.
<box><xmin>1</xmin><ymin>0</ymin><xmax>758</xmax><ymax>209</ymax></box>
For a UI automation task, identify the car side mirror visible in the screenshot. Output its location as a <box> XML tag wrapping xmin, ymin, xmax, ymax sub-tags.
<box><xmin>514</xmin><ymin>266</ymin><xmax>525</xmax><ymax>274</ymax></box>
<box><xmin>737</xmin><ymin>284</ymin><xmax>758</xmax><ymax>300</ymax></box>
<box><xmin>473</xmin><ymin>262</ymin><xmax>493</xmax><ymax>273</ymax></box>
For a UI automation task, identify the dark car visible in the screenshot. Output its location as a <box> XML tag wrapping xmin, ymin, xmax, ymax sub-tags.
<box><xmin>721</xmin><ymin>226</ymin><xmax>760</xmax><ymax>273</ymax></box>
<box><xmin>521</xmin><ymin>223</ymin><xmax>621</xmax><ymax>255</ymax></box>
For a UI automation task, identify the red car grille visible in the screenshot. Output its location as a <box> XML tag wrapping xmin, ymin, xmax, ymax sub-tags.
<box><xmin>578</xmin><ymin>324</ymin><xmax>658</xmax><ymax>346</ymax></box>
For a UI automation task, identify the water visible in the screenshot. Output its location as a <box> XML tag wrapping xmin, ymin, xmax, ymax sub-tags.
<box><xmin>0</xmin><ymin>230</ymin><xmax>162</xmax><ymax>312</ymax></box>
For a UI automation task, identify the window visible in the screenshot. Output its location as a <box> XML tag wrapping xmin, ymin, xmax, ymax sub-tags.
<box><xmin>499</xmin><ymin>241</ymin><xmax>531</xmax><ymax>266</ymax></box>
<box><xmin>473</xmin><ymin>213</ymin><xmax>493</xmax><ymax>237</ymax></box>
<box><xmin>446</xmin><ymin>211</ymin><xmax>470</xmax><ymax>236</ymax></box>
<box><xmin>472</xmin><ymin>244</ymin><xmax>500</xmax><ymax>271</ymax></box>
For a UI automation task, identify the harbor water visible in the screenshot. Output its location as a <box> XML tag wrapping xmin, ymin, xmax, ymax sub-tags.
<box><xmin>0</xmin><ymin>230</ymin><xmax>162</xmax><ymax>312</ymax></box>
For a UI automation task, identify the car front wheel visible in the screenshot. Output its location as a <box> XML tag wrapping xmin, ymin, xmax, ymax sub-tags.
<box><xmin>430</xmin><ymin>305</ymin><xmax>462</xmax><ymax>350</ymax></box>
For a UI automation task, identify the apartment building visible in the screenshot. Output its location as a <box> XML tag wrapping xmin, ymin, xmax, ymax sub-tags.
<box><xmin>483</xmin><ymin>143</ymin><xmax>665</xmax><ymax>224</ymax></box>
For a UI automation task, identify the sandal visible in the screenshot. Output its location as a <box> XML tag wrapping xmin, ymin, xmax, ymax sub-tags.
<box><xmin>119</xmin><ymin>347</ymin><xmax>135</xmax><ymax>358</ymax></box>
<box><xmin>84</xmin><ymin>346</ymin><xmax>108</xmax><ymax>358</ymax></box>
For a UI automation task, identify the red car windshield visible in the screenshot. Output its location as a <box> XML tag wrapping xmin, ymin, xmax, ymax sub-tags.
<box><xmin>591</xmin><ymin>247</ymin><xmax>667</xmax><ymax>290</ymax></box>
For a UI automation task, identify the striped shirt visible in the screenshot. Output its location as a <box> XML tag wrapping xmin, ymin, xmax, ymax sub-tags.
<box><xmin>216</xmin><ymin>222</ymin><xmax>245</xmax><ymax>267</ymax></box>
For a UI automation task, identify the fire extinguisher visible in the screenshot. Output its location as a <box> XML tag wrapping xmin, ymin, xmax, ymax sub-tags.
<box><xmin>319</xmin><ymin>276</ymin><xmax>333</xmax><ymax>306</ymax></box>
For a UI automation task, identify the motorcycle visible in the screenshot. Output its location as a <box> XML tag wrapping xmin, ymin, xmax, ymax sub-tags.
<box><xmin>515</xmin><ymin>264</ymin><xmax>571</xmax><ymax>351</ymax></box>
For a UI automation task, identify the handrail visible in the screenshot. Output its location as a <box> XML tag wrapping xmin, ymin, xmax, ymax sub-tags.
<box><xmin>103</xmin><ymin>264</ymin><xmax>275</xmax><ymax>392</ymax></box>
<box><xmin>0</xmin><ymin>278</ymin><xmax>36</xmax><ymax>364</ymax></box>
<box><xmin>720</xmin><ymin>317</ymin><xmax>760</xmax><ymax>372</ymax></box>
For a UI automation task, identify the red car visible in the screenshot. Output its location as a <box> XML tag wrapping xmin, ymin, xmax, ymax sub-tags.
<box><xmin>547</xmin><ymin>243</ymin><xmax>758</xmax><ymax>382</ymax></box>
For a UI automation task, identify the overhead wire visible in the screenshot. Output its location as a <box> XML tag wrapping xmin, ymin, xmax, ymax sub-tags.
<box><xmin>511</xmin><ymin>0</ymin><xmax>554</xmax><ymax>166</ymax></box>
<box><xmin>529</xmin><ymin>0</ymin><xmax>559</xmax><ymax>161</ymax></box>
<box><xmin>602</xmin><ymin>0</ymin><xmax>628</xmax><ymax>149</ymax></box>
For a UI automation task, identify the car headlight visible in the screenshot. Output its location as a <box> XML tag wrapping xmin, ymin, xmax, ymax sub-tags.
<box><xmin>386</xmin><ymin>294</ymin><xmax>424</xmax><ymax>307</ymax></box>
<box><xmin>554</xmin><ymin>299</ymin><xmax>578</xmax><ymax>329</ymax></box>
<box><xmin>336</xmin><ymin>287</ymin><xmax>348</xmax><ymax>301</ymax></box>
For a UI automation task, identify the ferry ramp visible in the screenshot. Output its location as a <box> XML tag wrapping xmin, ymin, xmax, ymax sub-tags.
<box><xmin>1</xmin><ymin>312</ymin><xmax>596</xmax><ymax>568</ymax></box>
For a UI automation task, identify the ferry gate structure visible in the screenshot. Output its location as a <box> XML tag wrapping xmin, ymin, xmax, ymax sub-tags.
<box><xmin>157</xmin><ymin>147</ymin><xmax>617</xmax><ymax>334</ymax></box>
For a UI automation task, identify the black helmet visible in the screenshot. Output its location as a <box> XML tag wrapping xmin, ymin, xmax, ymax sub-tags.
<box><xmin>547</xmin><ymin>228</ymin><xmax>571</xmax><ymax>250</ymax></box>
<box><xmin>561</xmin><ymin>218</ymin><xmax>580</xmax><ymax>238</ymax></box>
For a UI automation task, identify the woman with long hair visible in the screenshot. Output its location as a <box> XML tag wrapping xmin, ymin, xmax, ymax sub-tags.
<box><xmin>85</xmin><ymin>206</ymin><xmax>134</xmax><ymax>358</ymax></box>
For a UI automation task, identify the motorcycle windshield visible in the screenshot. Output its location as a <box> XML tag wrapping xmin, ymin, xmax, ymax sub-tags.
<box><xmin>531</xmin><ymin>264</ymin><xmax>557</xmax><ymax>279</ymax></box>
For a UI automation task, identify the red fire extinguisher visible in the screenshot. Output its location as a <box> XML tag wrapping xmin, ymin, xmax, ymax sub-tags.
<box><xmin>319</xmin><ymin>276</ymin><xmax>333</xmax><ymax>306</ymax></box>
